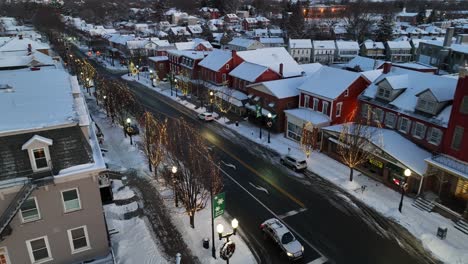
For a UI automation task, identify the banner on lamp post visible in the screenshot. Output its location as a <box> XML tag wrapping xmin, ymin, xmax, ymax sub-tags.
<box><xmin>212</xmin><ymin>192</ymin><xmax>225</xmax><ymax>219</ymax></box>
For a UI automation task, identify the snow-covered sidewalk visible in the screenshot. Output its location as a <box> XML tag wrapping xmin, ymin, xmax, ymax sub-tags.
<box><xmin>123</xmin><ymin>74</ymin><xmax>468</xmax><ymax>264</ymax></box>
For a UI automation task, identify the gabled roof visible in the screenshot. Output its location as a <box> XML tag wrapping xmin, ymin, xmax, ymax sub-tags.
<box><xmin>298</xmin><ymin>66</ymin><xmax>361</xmax><ymax>99</ymax></box>
<box><xmin>170</xmin><ymin>26</ymin><xmax>191</xmax><ymax>36</ymax></box>
<box><xmin>187</xmin><ymin>25</ymin><xmax>203</xmax><ymax>34</ymax></box>
<box><xmin>229</xmin><ymin>62</ymin><xmax>269</xmax><ymax>82</ymax></box>
<box><xmin>363</xmin><ymin>41</ymin><xmax>385</xmax><ymax>49</ymax></box>
<box><xmin>236</xmin><ymin>47</ymin><xmax>303</xmax><ymax>78</ymax></box>
<box><xmin>260</xmin><ymin>38</ymin><xmax>284</xmax><ymax>44</ymax></box>
<box><xmin>250</xmin><ymin>76</ymin><xmax>306</xmax><ymax>99</ymax></box>
<box><xmin>0</xmin><ymin>37</ymin><xmax>50</xmax><ymax>52</ymax></box>
<box><xmin>336</xmin><ymin>40</ymin><xmax>359</xmax><ymax>50</ymax></box>
<box><xmin>344</xmin><ymin>56</ymin><xmax>385</xmax><ymax>72</ymax></box>
<box><xmin>22</xmin><ymin>135</ymin><xmax>53</xmax><ymax>150</ymax></box>
<box><xmin>362</xmin><ymin>67</ymin><xmax>458</xmax><ymax>126</ymax></box>
<box><xmin>289</xmin><ymin>39</ymin><xmax>312</xmax><ymax>49</ymax></box>
<box><xmin>198</xmin><ymin>49</ymin><xmax>232</xmax><ymax>71</ymax></box>
<box><xmin>313</xmin><ymin>40</ymin><xmax>335</xmax><ymax>49</ymax></box>
<box><xmin>386</xmin><ymin>41</ymin><xmax>412</xmax><ymax>49</ymax></box>
<box><xmin>228</xmin><ymin>38</ymin><xmax>260</xmax><ymax>48</ymax></box>
<box><xmin>167</xmin><ymin>50</ymin><xmax>210</xmax><ymax>60</ymax></box>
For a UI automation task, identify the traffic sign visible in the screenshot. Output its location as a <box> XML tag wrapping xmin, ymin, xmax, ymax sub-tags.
<box><xmin>213</xmin><ymin>192</ymin><xmax>225</xmax><ymax>219</ymax></box>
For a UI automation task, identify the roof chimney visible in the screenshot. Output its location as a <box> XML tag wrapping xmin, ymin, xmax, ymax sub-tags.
<box><xmin>18</xmin><ymin>34</ymin><xmax>23</xmax><ymax>39</ymax></box>
<box><xmin>444</xmin><ymin>27</ymin><xmax>454</xmax><ymax>48</ymax></box>
<box><xmin>382</xmin><ymin>62</ymin><xmax>392</xmax><ymax>74</ymax></box>
<box><xmin>27</xmin><ymin>44</ymin><xmax>32</xmax><ymax>54</ymax></box>
<box><xmin>279</xmin><ymin>63</ymin><xmax>284</xmax><ymax>77</ymax></box>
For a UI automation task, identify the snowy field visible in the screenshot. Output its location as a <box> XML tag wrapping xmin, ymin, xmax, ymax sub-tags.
<box><xmin>123</xmin><ymin>74</ymin><xmax>468</xmax><ymax>264</ymax></box>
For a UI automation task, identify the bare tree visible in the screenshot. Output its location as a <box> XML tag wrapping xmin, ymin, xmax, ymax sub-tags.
<box><xmin>140</xmin><ymin>111</ymin><xmax>168</xmax><ymax>174</ymax></box>
<box><xmin>212</xmin><ymin>81</ymin><xmax>235</xmax><ymax>119</ymax></box>
<box><xmin>343</xmin><ymin>0</ymin><xmax>373</xmax><ymax>42</ymax></box>
<box><xmin>165</xmin><ymin>118</ymin><xmax>223</xmax><ymax>228</ymax></box>
<box><xmin>300</xmin><ymin>122</ymin><xmax>319</xmax><ymax>158</ymax></box>
<box><xmin>336</xmin><ymin>122</ymin><xmax>381</xmax><ymax>182</ymax></box>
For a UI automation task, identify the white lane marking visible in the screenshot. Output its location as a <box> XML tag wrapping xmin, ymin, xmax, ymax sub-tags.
<box><xmin>248</xmin><ymin>182</ymin><xmax>269</xmax><ymax>195</ymax></box>
<box><xmin>221</xmin><ymin>160</ymin><xmax>237</xmax><ymax>170</ymax></box>
<box><xmin>217</xmin><ymin>165</ymin><xmax>328</xmax><ymax>263</ymax></box>
<box><xmin>307</xmin><ymin>256</ymin><xmax>328</xmax><ymax>264</ymax></box>
<box><xmin>278</xmin><ymin>208</ymin><xmax>308</xmax><ymax>219</ymax></box>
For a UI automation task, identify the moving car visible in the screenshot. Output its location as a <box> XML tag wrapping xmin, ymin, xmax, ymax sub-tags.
<box><xmin>280</xmin><ymin>154</ymin><xmax>307</xmax><ymax>171</ymax></box>
<box><xmin>198</xmin><ymin>112</ymin><xmax>215</xmax><ymax>121</ymax></box>
<box><xmin>260</xmin><ymin>218</ymin><xmax>304</xmax><ymax>260</ymax></box>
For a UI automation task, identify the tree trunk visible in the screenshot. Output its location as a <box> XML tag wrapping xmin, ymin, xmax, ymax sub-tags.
<box><xmin>148</xmin><ymin>159</ymin><xmax>152</xmax><ymax>172</ymax></box>
<box><xmin>349</xmin><ymin>167</ymin><xmax>354</xmax><ymax>182</ymax></box>
<box><xmin>189</xmin><ymin>212</ymin><xmax>195</xmax><ymax>229</ymax></box>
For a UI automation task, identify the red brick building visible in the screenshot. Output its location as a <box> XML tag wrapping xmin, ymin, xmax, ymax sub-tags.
<box><xmin>198</xmin><ymin>49</ymin><xmax>233</xmax><ymax>86</ymax></box>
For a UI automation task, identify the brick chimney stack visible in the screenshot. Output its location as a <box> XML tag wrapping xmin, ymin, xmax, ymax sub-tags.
<box><xmin>279</xmin><ymin>63</ymin><xmax>284</xmax><ymax>77</ymax></box>
<box><xmin>382</xmin><ymin>62</ymin><xmax>392</xmax><ymax>74</ymax></box>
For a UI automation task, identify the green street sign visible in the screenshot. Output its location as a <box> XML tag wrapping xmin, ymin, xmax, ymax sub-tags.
<box><xmin>213</xmin><ymin>192</ymin><xmax>225</xmax><ymax>219</ymax></box>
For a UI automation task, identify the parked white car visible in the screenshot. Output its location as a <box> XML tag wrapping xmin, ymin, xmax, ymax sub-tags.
<box><xmin>280</xmin><ymin>154</ymin><xmax>307</xmax><ymax>171</ymax></box>
<box><xmin>198</xmin><ymin>112</ymin><xmax>215</xmax><ymax>121</ymax></box>
<box><xmin>260</xmin><ymin>218</ymin><xmax>304</xmax><ymax>260</ymax></box>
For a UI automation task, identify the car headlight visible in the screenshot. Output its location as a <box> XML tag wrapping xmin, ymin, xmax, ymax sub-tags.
<box><xmin>301</xmin><ymin>246</ymin><xmax>304</xmax><ymax>252</ymax></box>
<box><xmin>286</xmin><ymin>252</ymin><xmax>293</xmax><ymax>257</ymax></box>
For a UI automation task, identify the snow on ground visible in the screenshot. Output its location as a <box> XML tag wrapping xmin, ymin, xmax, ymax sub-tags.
<box><xmin>87</xmin><ymin>87</ymin><xmax>257</xmax><ymax>263</ymax></box>
<box><xmin>155</xmin><ymin>183</ymin><xmax>257</xmax><ymax>264</ymax></box>
<box><xmin>105</xmin><ymin>180</ymin><xmax>168</xmax><ymax>264</ymax></box>
<box><xmin>123</xmin><ymin>74</ymin><xmax>468</xmax><ymax>264</ymax></box>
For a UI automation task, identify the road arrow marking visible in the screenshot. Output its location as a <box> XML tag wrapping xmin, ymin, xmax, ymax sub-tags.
<box><xmin>278</xmin><ymin>208</ymin><xmax>308</xmax><ymax>219</ymax></box>
<box><xmin>249</xmin><ymin>182</ymin><xmax>269</xmax><ymax>195</ymax></box>
<box><xmin>221</xmin><ymin>160</ymin><xmax>237</xmax><ymax>170</ymax></box>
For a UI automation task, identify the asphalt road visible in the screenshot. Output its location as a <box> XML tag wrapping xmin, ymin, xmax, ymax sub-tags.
<box><xmin>76</xmin><ymin>50</ymin><xmax>439</xmax><ymax>264</ymax></box>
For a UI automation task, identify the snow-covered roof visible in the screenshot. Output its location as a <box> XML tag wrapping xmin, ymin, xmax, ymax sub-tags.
<box><xmin>0</xmin><ymin>51</ymin><xmax>55</xmax><ymax>68</ymax></box>
<box><xmin>244</xmin><ymin>17</ymin><xmax>257</xmax><ymax>23</ymax></box>
<box><xmin>313</xmin><ymin>40</ymin><xmax>336</xmax><ymax>50</ymax></box>
<box><xmin>148</xmin><ymin>56</ymin><xmax>168</xmax><ymax>62</ymax></box>
<box><xmin>284</xmin><ymin>108</ymin><xmax>330</xmax><ymax>126</ymax></box>
<box><xmin>109</xmin><ymin>34</ymin><xmax>135</xmax><ymax>45</ymax></box>
<box><xmin>167</xmin><ymin>50</ymin><xmax>210</xmax><ymax>60</ymax></box>
<box><xmin>361</xmin><ymin>69</ymin><xmax>383</xmax><ymax>83</ymax></box>
<box><xmin>298</xmin><ymin>66</ymin><xmax>361</xmax><ymax>99</ymax></box>
<box><xmin>451</xmin><ymin>44</ymin><xmax>468</xmax><ymax>54</ymax></box>
<box><xmin>363</xmin><ymin>41</ymin><xmax>385</xmax><ymax>50</ymax></box>
<box><xmin>336</xmin><ymin>40</ymin><xmax>359</xmax><ymax>50</ymax></box>
<box><xmin>386</xmin><ymin>41</ymin><xmax>412</xmax><ymax>49</ymax></box>
<box><xmin>394</xmin><ymin>62</ymin><xmax>437</xmax><ymax>70</ymax></box>
<box><xmin>289</xmin><ymin>39</ymin><xmax>312</xmax><ymax>49</ymax></box>
<box><xmin>362</xmin><ymin>67</ymin><xmax>458</xmax><ymax>127</ymax></box>
<box><xmin>345</xmin><ymin>56</ymin><xmax>385</xmax><ymax>72</ymax></box>
<box><xmin>228</xmin><ymin>38</ymin><xmax>259</xmax><ymax>48</ymax></box>
<box><xmin>323</xmin><ymin>124</ymin><xmax>431</xmax><ymax>176</ymax></box>
<box><xmin>300</xmin><ymin>63</ymin><xmax>323</xmax><ymax>75</ymax></box>
<box><xmin>0</xmin><ymin>37</ymin><xmax>50</xmax><ymax>52</ymax></box>
<box><xmin>426</xmin><ymin>154</ymin><xmax>468</xmax><ymax>180</ymax></box>
<box><xmin>175</xmin><ymin>39</ymin><xmax>212</xmax><ymax>51</ymax></box>
<box><xmin>170</xmin><ymin>26</ymin><xmax>191</xmax><ymax>36</ymax></box>
<box><xmin>249</xmin><ymin>76</ymin><xmax>307</xmax><ymax>99</ymax></box>
<box><xmin>259</xmin><ymin>38</ymin><xmax>284</xmax><ymax>44</ymax></box>
<box><xmin>0</xmin><ymin>69</ymin><xmax>77</xmax><ymax>133</ymax></box>
<box><xmin>126</xmin><ymin>39</ymin><xmax>149</xmax><ymax>49</ymax></box>
<box><xmin>198</xmin><ymin>49</ymin><xmax>232</xmax><ymax>71</ymax></box>
<box><xmin>229</xmin><ymin>62</ymin><xmax>268</xmax><ymax>82</ymax></box>
<box><xmin>187</xmin><ymin>25</ymin><xmax>203</xmax><ymax>34</ymax></box>
<box><xmin>236</xmin><ymin>47</ymin><xmax>303</xmax><ymax>78</ymax></box>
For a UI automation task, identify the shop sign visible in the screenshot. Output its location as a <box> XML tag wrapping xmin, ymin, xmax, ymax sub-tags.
<box><xmin>369</xmin><ymin>158</ymin><xmax>383</xmax><ymax>168</ymax></box>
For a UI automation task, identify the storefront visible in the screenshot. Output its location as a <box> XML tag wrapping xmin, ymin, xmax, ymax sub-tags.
<box><xmin>321</xmin><ymin>124</ymin><xmax>431</xmax><ymax>196</ymax></box>
<box><xmin>284</xmin><ymin>108</ymin><xmax>330</xmax><ymax>143</ymax></box>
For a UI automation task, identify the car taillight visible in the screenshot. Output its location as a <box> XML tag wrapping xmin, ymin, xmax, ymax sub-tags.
<box><xmin>260</xmin><ymin>224</ymin><xmax>265</xmax><ymax>229</ymax></box>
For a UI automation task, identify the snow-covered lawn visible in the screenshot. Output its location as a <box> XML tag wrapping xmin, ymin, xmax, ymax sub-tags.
<box><xmin>105</xmin><ymin>180</ymin><xmax>169</xmax><ymax>264</ymax></box>
<box><xmin>123</xmin><ymin>74</ymin><xmax>468</xmax><ymax>264</ymax></box>
<box><xmin>87</xmin><ymin>93</ymin><xmax>257</xmax><ymax>263</ymax></box>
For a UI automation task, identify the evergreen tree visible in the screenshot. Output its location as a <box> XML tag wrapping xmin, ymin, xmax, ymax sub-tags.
<box><xmin>286</xmin><ymin>2</ymin><xmax>305</xmax><ymax>39</ymax></box>
<box><xmin>154</xmin><ymin>0</ymin><xmax>167</xmax><ymax>23</ymax></box>
<box><xmin>201</xmin><ymin>24</ymin><xmax>214</xmax><ymax>43</ymax></box>
<box><xmin>376</xmin><ymin>13</ymin><xmax>394</xmax><ymax>43</ymax></box>
<box><xmin>416</xmin><ymin>8</ymin><xmax>426</xmax><ymax>24</ymax></box>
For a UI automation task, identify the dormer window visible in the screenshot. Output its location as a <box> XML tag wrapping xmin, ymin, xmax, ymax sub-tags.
<box><xmin>416</xmin><ymin>97</ymin><xmax>436</xmax><ymax>114</ymax></box>
<box><xmin>22</xmin><ymin>135</ymin><xmax>53</xmax><ymax>172</ymax></box>
<box><xmin>377</xmin><ymin>87</ymin><xmax>391</xmax><ymax>99</ymax></box>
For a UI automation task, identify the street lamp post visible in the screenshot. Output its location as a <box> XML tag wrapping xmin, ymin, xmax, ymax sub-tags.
<box><xmin>175</xmin><ymin>79</ymin><xmax>178</xmax><ymax>97</ymax></box>
<box><xmin>267</xmin><ymin>113</ymin><xmax>272</xmax><ymax>144</ymax></box>
<box><xmin>217</xmin><ymin>219</ymin><xmax>239</xmax><ymax>264</ymax></box>
<box><xmin>136</xmin><ymin>65</ymin><xmax>140</xmax><ymax>80</ymax></box>
<box><xmin>209</xmin><ymin>91</ymin><xmax>214</xmax><ymax>113</ymax></box>
<box><xmin>170</xmin><ymin>73</ymin><xmax>174</xmax><ymax>96</ymax></box>
<box><xmin>398</xmin><ymin>169</ymin><xmax>412</xmax><ymax>213</ymax></box>
<box><xmin>103</xmin><ymin>95</ymin><xmax>109</xmax><ymax>117</ymax></box>
<box><xmin>172</xmin><ymin>166</ymin><xmax>179</xmax><ymax>207</ymax></box>
<box><xmin>126</xmin><ymin>118</ymin><xmax>133</xmax><ymax>145</ymax></box>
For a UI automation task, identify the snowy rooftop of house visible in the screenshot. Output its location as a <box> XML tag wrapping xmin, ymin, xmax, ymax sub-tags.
<box><xmin>250</xmin><ymin>76</ymin><xmax>307</xmax><ymax>99</ymax></box>
<box><xmin>301</xmin><ymin>63</ymin><xmax>323</xmax><ymax>75</ymax></box>
<box><xmin>361</xmin><ymin>69</ymin><xmax>383</xmax><ymax>83</ymax></box>
<box><xmin>260</xmin><ymin>37</ymin><xmax>284</xmax><ymax>44</ymax></box>
<box><xmin>336</xmin><ymin>40</ymin><xmax>359</xmax><ymax>50</ymax></box>
<box><xmin>150</xmin><ymin>39</ymin><xmax>171</xmax><ymax>47</ymax></box>
<box><xmin>187</xmin><ymin>25</ymin><xmax>203</xmax><ymax>34</ymax></box>
<box><xmin>323</xmin><ymin>124</ymin><xmax>431</xmax><ymax>175</ymax></box>
<box><xmin>0</xmin><ymin>69</ymin><xmax>78</xmax><ymax>133</ymax></box>
<box><xmin>289</xmin><ymin>39</ymin><xmax>312</xmax><ymax>49</ymax></box>
<box><xmin>148</xmin><ymin>56</ymin><xmax>168</xmax><ymax>62</ymax></box>
<box><xmin>394</xmin><ymin>62</ymin><xmax>437</xmax><ymax>70</ymax></box>
<box><xmin>228</xmin><ymin>38</ymin><xmax>259</xmax><ymax>48</ymax></box>
<box><xmin>298</xmin><ymin>66</ymin><xmax>361</xmax><ymax>99</ymax></box>
<box><xmin>363</xmin><ymin>41</ymin><xmax>385</xmax><ymax>50</ymax></box>
<box><xmin>109</xmin><ymin>34</ymin><xmax>135</xmax><ymax>45</ymax></box>
<box><xmin>254</xmin><ymin>29</ymin><xmax>269</xmax><ymax>36</ymax></box>
<box><xmin>284</xmin><ymin>108</ymin><xmax>330</xmax><ymax>126</ymax></box>
<box><xmin>236</xmin><ymin>47</ymin><xmax>303</xmax><ymax>78</ymax></box>
<box><xmin>313</xmin><ymin>40</ymin><xmax>336</xmax><ymax>49</ymax></box>
<box><xmin>362</xmin><ymin>67</ymin><xmax>458</xmax><ymax>127</ymax></box>
<box><xmin>175</xmin><ymin>39</ymin><xmax>212</xmax><ymax>50</ymax></box>
<box><xmin>0</xmin><ymin>51</ymin><xmax>55</xmax><ymax>68</ymax></box>
<box><xmin>451</xmin><ymin>43</ymin><xmax>468</xmax><ymax>54</ymax></box>
<box><xmin>198</xmin><ymin>49</ymin><xmax>232</xmax><ymax>71</ymax></box>
<box><xmin>0</xmin><ymin>36</ymin><xmax>50</xmax><ymax>52</ymax></box>
<box><xmin>170</xmin><ymin>26</ymin><xmax>191</xmax><ymax>36</ymax></box>
<box><xmin>244</xmin><ymin>17</ymin><xmax>257</xmax><ymax>23</ymax></box>
<box><xmin>167</xmin><ymin>50</ymin><xmax>210</xmax><ymax>60</ymax></box>
<box><xmin>229</xmin><ymin>62</ymin><xmax>268</xmax><ymax>82</ymax></box>
<box><xmin>344</xmin><ymin>56</ymin><xmax>385</xmax><ymax>72</ymax></box>
<box><xmin>426</xmin><ymin>154</ymin><xmax>468</xmax><ymax>180</ymax></box>
<box><xmin>387</xmin><ymin>41</ymin><xmax>412</xmax><ymax>49</ymax></box>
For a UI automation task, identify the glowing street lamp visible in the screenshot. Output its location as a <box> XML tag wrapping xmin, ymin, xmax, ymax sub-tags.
<box><xmin>172</xmin><ymin>166</ymin><xmax>179</xmax><ymax>207</ymax></box>
<box><xmin>398</xmin><ymin>169</ymin><xmax>411</xmax><ymax>213</ymax></box>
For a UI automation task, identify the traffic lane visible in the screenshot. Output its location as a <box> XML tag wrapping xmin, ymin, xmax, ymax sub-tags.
<box><xmin>221</xmin><ymin>164</ymin><xmax>322</xmax><ymax>264</ymax></box>
<box><xmin>210</xmin><ymin>143</ymin><xmax>305</xmax><ymax>218</ymax></box>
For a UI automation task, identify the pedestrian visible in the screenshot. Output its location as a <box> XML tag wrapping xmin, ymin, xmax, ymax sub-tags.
<box><xmin>361</xmin><ymin>185</ymin><xmax>367</xmax><ymax>193</ymax></box>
